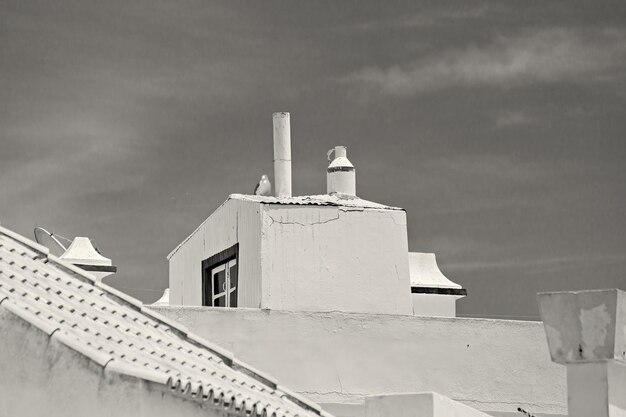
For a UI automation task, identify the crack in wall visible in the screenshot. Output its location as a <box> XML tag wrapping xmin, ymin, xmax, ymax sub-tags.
<box><xmin>266</xmin><ymin>213</ymin><xmax>340</xmax><ymax>227</ymax></box>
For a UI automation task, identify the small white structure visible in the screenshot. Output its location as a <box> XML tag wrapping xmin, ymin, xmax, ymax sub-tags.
<box><xmin>538</xmin><ymin>289</ymin><xmax>626</xmax><ymax>417</ymax></box>
<box><xmin>409</xmin><ymin>253</ymin><xmax>466</xmax><ymax>317</ymax></box>
<box><xmin>327</xmin><ymin>146</ymin><xmax>356</xmax><ymax>196</ymax></box>
<box><xmin>60</xmin><ymin>236</ymin><xmax>116</xmax><ymax>281</ymax></box>
<box><xmin>152</xmin><ymin>288</ymin><xmax>170</xmax><ymax>306</ymax></box>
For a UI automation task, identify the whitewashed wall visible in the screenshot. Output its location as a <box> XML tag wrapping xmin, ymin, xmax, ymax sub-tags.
<box><xmin>260</xmin><ymin>205</ymin><xmax>413</xmax><ymax>315</ymax></box>
<box><xmin>0</xmin><ymin>308</ymin><xmax>223</xmax><ymax>417</ymax></box>
<box><xmin>151</xmin><ymin>307</ymin><xmax>567</xmax><ymax>417</ymax></box>
<box><xmin>168</xmin><ymin>197</ymin><xmax>262</xmax><ymax>307</ymax></box>
<box><xmin>170</xmin><ymin>198</ymin><xmax>413</xmax><ymax>315</ymax></box>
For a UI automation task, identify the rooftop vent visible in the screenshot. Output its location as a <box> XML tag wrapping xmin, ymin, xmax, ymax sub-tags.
<box><xmin>60</xmin><ymin>237</ymin><xmax>117</xmax><ymax>282</ymax></box>
<box><xmin>327</xmin><ymin>146</ymin><xmax>356</xmax><ymax>196</ymax></box>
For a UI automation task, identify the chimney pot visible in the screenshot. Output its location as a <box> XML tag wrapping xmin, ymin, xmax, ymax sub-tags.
<box><xmin>327</xmin><ymin>145</ymin><xmax>356</xmax><ymax>196</ymax></box>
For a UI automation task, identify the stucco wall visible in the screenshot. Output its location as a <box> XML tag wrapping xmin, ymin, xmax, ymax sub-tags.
<box><xmin>151</xmin><ymin>306</ymin><xmax>567</xmax><ymax>417</ymax></box>
<box><xmin>0</xmin><ymin>307</ymin><xmax>225</xmax><ymax>417</ymax></box>
<box><xmin>260</xmin><ymin>205</ymin><xmax>413</xmax><ymax>315</ymax></box>
<box><xmin>169</xmin><ymin>198</ymin><xmax>262</xmax><ymax>307</ymax></box>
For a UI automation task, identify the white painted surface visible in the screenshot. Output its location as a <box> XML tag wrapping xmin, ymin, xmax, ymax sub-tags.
<box><xmin>327</xmin><ymin>146</ymin><xmax>356</xmax><ymax>196</ymax></box>
<box><xmin>150</xmin><ymin>306</ymin><xmax>567</xmax><ymax>416</ymax></box>
<box><xmin>260</xmin><ymin>204</ymin><xmax>412</xmax><ymax>314</ymax></box>
<box><xmin>0</xmin><ymin>307</ymin><xmax>224</xmax><ymax>417</ymax></box>
<box><xmin>409</xmin><ymin>253</ymin><xmax>461</xmax><ymax>289</ymax></box>
<box><xmin>411</xmin><ymin>294</ymin><xmax>459</xmax><ymax>317</ymax></box>
<box><xmin>365</xmin><ymin>392</ymin><xmax>492</xmax><ymax>417</ymax></box>
<box><xmin>566</xmin><ymin>361</ymin><xmax>626</xmax><ymax>417</ymax></box>
<box><xmin>273</xmin><ymin>112</ymin><xmax>292</xmax><ymax>198</ymax></box>
<box><xmin>169</xmin><ymin>195</ymin><xmax>413</xmax><ymax>315</ymax></box>
<box><xmin>152</xmin><ymin>288</ymin><xmax>170</xmax><ymax>305</ymax></box>
<box><xmin>409</xmin><ymin>253</ymin><xmax>464</xmax><ymax>317</ymax></box>
<box><xmin>538</xmin><ymin>289</ymin><xmax>625</xmax><ymax>363</ymax></box>
<box><xmin>538</xmin><ymin>290</ymin><xmax>626</xmax><ymax>417</ymax></box>
<box><xmin>60</xmin><ymin>236</ymin><xmax>114</xmax><ymax>281</ymax></box>
<box><xmin>168</xmin><ymin>198</ymin><xmax>262</xmax><ymax>307</ymax></box>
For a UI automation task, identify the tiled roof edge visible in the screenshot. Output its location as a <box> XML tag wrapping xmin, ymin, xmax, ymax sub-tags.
<box><xmin>233</xmin><ymin>358</ymin><xmax>279</xmax><ymax>389</ymax></box>
<box><xmin>47</xmin><ymin>254</ymin><xmax>97</xmax><ymax>284</ymax></box>
<box><xmin>276</xmin><ymin>384</ymin><xmax>323</xmax><ymax>414</ymax></box>
<box><xmin>0</xmin><ymin>301</ymin><xmax>113</xmax><ymax>367</ymax></box>
<box><xmin>165</xmin><ymin>379</ymin><xmax>278</xmax><ymax>417</ymax></box>
<box><xmin>0</xmin><ymin>225</ymin><xmax>49</xmax><ymax>257</ymax></box>
<box><xmin>52</xmin><ymin>331</ymin><xmax>114</xmax><ymax>367</ymax></box>
<box><xmin>139</xmin><ymin>306</ymin><xmax>190</xmax><ymax>337</ymax></box>
<box><xmin>96</xmin><ymin>281</ymin><xmax>144</xmax><ymax>310</ymax></box>
<box><xmin>186</xmin><ymin>332</ymin><xmax>235</xmax><ymax>363</ymax></box>
<box><xmin>1</xmin><ymin>299</ymin><xmax>60</xmax><ymax>336</ymax></box>
<box><xmin>104</xmin><ymin>360</ymin><xmax>170</xmax><ymax>385</ymax></box>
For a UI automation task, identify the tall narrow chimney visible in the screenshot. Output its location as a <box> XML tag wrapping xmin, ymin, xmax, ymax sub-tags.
<box><xmin>273</xmin><ymin>112</ymin><xmax>292</xmax><ymax>198</ymax></box>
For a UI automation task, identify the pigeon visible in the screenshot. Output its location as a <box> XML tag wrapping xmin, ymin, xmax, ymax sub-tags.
<box><xmin>254</xmin><ymin>174</ymin><xmax>272</xmax><ymax>196</ymax></box>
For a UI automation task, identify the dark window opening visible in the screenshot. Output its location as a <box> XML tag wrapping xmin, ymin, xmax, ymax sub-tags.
<box><xmin>202</xmin><ymin>244</ymin><xmax>239</xmax><ymax>307</ymax></box>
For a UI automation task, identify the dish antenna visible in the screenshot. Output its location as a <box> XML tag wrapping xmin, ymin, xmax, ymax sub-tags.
<box><xmin>33</xmin><ymin>227</ymin><xmax>73</xmax><ymax>256</ymax></box>
<box><xmin>33</xmin><ymin>226</ymin><xmax>115</xmax><ymax>280</ymax></box>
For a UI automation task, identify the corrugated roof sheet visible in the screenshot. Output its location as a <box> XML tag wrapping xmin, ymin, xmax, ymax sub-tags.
<box><xmin>230</xmin><ymin>194</ymin><xmax>403</xmax><ymax>210</ymax></box>
<box><xmin>0</xmin><ymin>225</ymin><xmax>328</xmax><ymax>417</ymax></box>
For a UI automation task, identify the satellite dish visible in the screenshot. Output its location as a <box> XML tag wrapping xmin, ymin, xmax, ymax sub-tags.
<box><xmin>33</xmin><ymin>227</ymin><xmax>73</xmax><ymax>256</ymax></box>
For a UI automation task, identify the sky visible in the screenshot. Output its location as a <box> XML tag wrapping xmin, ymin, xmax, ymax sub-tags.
<box><xmin>1</xmin><ymin>1</ymin><xmax>625</xmax><ymax>319</ymax></box>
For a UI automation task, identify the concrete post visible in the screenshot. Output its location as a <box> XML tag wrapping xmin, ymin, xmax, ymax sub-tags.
<box><xmin>272</xmin><ymin>112</ymin><xmax>292</xmax><ymax>198</ymax></box>
<box><xmin>538</xmin><ymin>289</ymin><xmax>626</xmax><ymax>417</ymax></box>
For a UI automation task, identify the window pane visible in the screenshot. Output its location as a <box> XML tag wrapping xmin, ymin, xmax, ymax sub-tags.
<box><xmin>212</xmin><ymin>269</ymin><xmax>226</xmax><ymax>306</ymax></box>
<box><xmin>229</xmin><ymin>262</ymin><xmax>238</xmax><ymax>307</ymax></box>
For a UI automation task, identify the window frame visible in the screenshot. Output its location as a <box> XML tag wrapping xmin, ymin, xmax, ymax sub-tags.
<box><xmin>201</xmin><ymin>243</ymin><xmax>239</xmax><ymax>307</ymax></box>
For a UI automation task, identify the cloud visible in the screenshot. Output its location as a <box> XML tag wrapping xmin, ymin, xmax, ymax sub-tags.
<box><xmin>336</xmin><ymin>6</ymin><xmax>490</xmax><ymax>32</ymax></box>
<box><xmin>494</xmin><ymin>110</ymin><xmax>535</xmax><ymax>128</ymax></box>
<box><xmin>344</xmin><ymin>28</ymin><xmax>626</xmax><ymax>96</ymax></box>
<box><xmin>444</xmin><ymin>253</ymin><xmax>626</xmax><ymax>273</ymax></box>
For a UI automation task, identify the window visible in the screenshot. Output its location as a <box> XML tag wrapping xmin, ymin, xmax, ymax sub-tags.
<box><xmin>202</xmin><ymin>244</ymin><xmax>238</xmax><ymax>307</ymax></box>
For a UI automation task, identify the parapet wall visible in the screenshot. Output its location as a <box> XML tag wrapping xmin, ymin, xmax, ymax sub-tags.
<box><xmin>150</xmin><ymin>306</ymin><xmax>567</xmax><ymax>417</ymax></box>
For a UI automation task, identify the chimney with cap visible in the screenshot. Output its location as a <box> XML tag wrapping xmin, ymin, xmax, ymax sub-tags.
<box><xmin>327</xmin><ymin>145</ymin><xmax>356</xmax><ymax>196</ymax></box>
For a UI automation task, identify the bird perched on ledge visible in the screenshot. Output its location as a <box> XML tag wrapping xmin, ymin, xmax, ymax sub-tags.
<box><xmin>254</xmin><ymin>174</ymin><xmax>272</xmax><ymax>196</ymax></box>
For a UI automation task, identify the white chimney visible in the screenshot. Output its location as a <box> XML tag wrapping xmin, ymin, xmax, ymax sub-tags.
<box><xmin>273</xmin><ymin>112</ymin><xmax>292</xmax><ymax>198</ymax></box>
<box><xmin>60</xmin><ymin>237</ymin><xmax>116</xmax><ymax>282</ymax></box>
<box><xmin>327</xmin><ymin>145</ymin><xmax>356</xmax><ymax>196</ymax></box>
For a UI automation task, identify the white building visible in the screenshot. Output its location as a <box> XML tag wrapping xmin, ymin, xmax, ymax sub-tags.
<box><xmin>168</xmin><ymin>113</ymin><xmax>465</xmax><ymax>318</ymax></box>
<box><xmin>161</xmin><ymin>113</ymin><xmax>566</xmax><ymax>417</ymax></box>
<box><xmin>3</xmin><ymin>112</ymin><xmax>625</xmax><ymax>417</ymax></box>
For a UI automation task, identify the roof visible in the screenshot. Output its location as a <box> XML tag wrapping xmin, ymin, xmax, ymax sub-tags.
<box><xmin>408</xmin><ymin>253</ymin><xmax>467</xmax><ymax>296</ymax></box>
<box><xmin>230</xmin><ymin>193</ymin><xmax>403</xmax><ymax>210</ymax></box>
<box><xmin>0</xmin><ymin>224</ymin><xmax>328</xmax><ymax>417</ymax></box>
